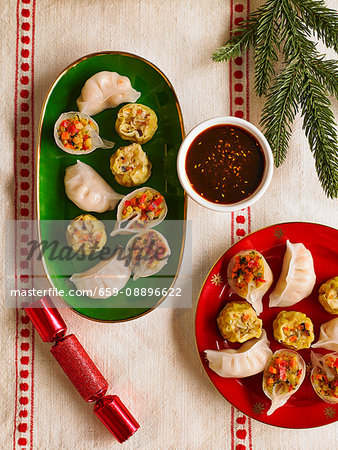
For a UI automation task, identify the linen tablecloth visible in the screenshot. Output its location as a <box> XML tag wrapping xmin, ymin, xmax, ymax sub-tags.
<box><xmin>1</xmin><ymin>0</ymin><xmax>337</xmax><ymax>448</ymax></box>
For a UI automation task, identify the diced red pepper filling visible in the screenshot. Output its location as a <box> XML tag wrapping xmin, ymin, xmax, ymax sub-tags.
<box><xmin>130</xmin><ymin>230</ymin><xmax>167</xmax><ymax>269</ymax></box>
<box><xmin>57</xmin><ymin>114</ymin><xmax>93</xmax><ymax>151</ymax></box>
<box><xmin>312</xmin><ymin>356</ymin><xmax>338</xmax><ymax>400</ymax></box>
<box><xmin>230</xmin><ymin>251</ymin><xmax>265</xmax><ymax>291</ymax></box>
<box><xmin>266</xmin><ymin>353</ymin><xmax>302</xmax><ymax>394</ymax></box>
<box><xmin>122</xmin><ymin>190</ymin><xmax>165</xmax><ymax>222</ymax></box>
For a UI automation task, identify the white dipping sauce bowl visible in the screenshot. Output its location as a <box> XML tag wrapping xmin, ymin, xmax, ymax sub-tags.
<box><xmin>177</xmin><ymin>116</ymin><xmax>274</xmax><ymax>212</ymax></box>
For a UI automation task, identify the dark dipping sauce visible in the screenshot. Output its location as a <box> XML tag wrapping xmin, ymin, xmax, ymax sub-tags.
<box><xmin>185</xmin><ymin>125</ymin><xmax>265</xmax><ymax>204</ymax></box>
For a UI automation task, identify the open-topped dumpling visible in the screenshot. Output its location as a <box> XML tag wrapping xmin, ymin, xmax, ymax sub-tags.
<box><xmin>227</xmin><ymin>250</ymin><xmax>273</xmax><ymax>315</ymax></box>
<box><xmin>310</xmin><ymin>352</ymin><xmax>338</xmax><ymax>404</ymax></box>
<box><xmin>126</xmin><ymin>229</ymin><xmax>171</xmax><ymax>280</ymax></box>
<box><xmin>318</xmin><ymin>276</ymin><xmax>338</xmax><ymax>314</ymax></box>
<box><xmin>217</xmin><ymin>300</ymin><xmax>262</xmax><ymax>343</ymax></box>
<box><xmin>273</xmin><ymin>310</ymin><xmax>314</xmax><ymax>350</ymax></box>
<box><xmin>110</xmin><ymin>143</ymin><xmax>152</xmax><ymax>187</ymax></box>
<box><xmin>54</xmin><ymin>112</ymin><xmax>114</xmax><ymax>155</ymax></box>
<box><xmin>66</xmin><ymin>214</ymin><xmax>107</xmax><ymax>255</ymax></box>
<box><xmin>111</xmin><ymin>187</ymin><xmax>167</xmax><ymax>236</ymax></box>
<box><xmin>115</xmin><ymin>103</ymin><xmax>158</xmax><ymax>144</ymax></box>
<box><xmin>263</xmin><ymin>349</ymin><xmax>305</xmax><ymax>415</ymax></box>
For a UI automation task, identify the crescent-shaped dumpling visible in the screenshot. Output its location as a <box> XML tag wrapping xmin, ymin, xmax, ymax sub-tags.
<box><xmin>70</xmin><ymin>249</ymin><xmax>132</xmax><ymax>299</ymax></box>
<box><xmin>77</xmin><ymin>71</ymin><xmax>141</xmax><ymax>116</ymax></box>
<box><xmin>205</xmin><ymin>330</ymin><xmax>272</xmax><ymax>378</ymax></box>
<box><xmin>64</xmin><ymin>160</ymin><xmax>123</xmax><ymax>213</ymax></box>
<box><xmin>269</xmin><ymin>240</ymin><xmax>316</xmax><ymax>308</ymax></box>
<box><xmin>312</xmin><ymin>318</ymin><xmax>338</xmax><ymax>352</ymax></box>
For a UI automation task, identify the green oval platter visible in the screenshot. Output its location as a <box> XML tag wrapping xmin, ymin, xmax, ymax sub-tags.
<box><xmin>37</xmin><ymin>51</ymin><xmax>186</xmax><ymax>322</ymax></box>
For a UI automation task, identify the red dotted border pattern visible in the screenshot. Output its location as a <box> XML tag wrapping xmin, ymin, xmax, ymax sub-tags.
<box><xmin>13</xmin><ymin>1</ymin><xmax>36</xmax><ymax>449</ymax></box>
<box><xmin>230</xmin><ymin>2</ymin><xmax>253</xmax><ymax>450</ymax></box>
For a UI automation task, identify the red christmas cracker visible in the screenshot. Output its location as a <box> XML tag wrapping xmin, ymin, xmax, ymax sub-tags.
<box><xmin>24</xmin><ymin>296</ymin><xmax>139</xmax><ymax>443</ymax></box>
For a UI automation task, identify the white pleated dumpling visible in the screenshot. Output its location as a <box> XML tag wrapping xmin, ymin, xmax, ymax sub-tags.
<box><xmin>77</xmin><ymin>71</ymin><xmax>141</xmax><ymax>116</ymax></box>
<box><xmin>269</xmin><ymin>240</ymin><xmax>316</xmax><ymax>308</ymax></box>
<box><xmin>70</xmin><ymin>248</ymin><xmax>132</xmax><ymax>299</ymax></box>
<box><xmin>64</xmin><ymin>160</ymin><xmax>123</xmax><ymax>213</ymax></box>
<box><xmin>205</xmin><ymin>330</ymin><xmax>272</xmax><ymax>378</ymax></box>
<box><xmin>312</xmin><ymin>318</ymin><xmax>338</xmax><ymax>352</ymax></box>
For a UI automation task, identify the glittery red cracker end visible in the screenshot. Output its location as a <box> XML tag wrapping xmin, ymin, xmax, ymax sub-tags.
<box><xmin>24</xmin><ymin>296</ymin><xmax>67</xmax><ymax>342</ymax></box>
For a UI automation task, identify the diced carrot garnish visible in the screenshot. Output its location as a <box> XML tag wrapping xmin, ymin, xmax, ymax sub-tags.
<box><xmin>290</xmin><ymin>358</ymin><xmax>297</xmax><ymax>367</ymax></box>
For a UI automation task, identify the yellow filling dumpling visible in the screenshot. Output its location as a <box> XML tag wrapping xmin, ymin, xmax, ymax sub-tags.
<box><xmin>273</xmin><ymin>310</ymin><xmax>314</xmax><ymax>350</ymax></box>
<box><xmin>217</xmin><ymin>300</ymin><xmax>262</xmax><ymax>343</ymax></box>
<box><xmin>318</xmin><ymin>276</ymin><xmax>338</xmax><ymax>315</ymax></box>
<box><xmin>110</xmin><ymin>143</ymin><xmax>152</xmax><ymax>187</ymax></box>
<box><xmin>115</xmin><ymin>103</ymin><xmax>158</xmax><ymax>144</ymax></box>
<box><xmin>66</xmin><ymin>214</ymin><xmax>107</xmax><ymax>255</ymax></box>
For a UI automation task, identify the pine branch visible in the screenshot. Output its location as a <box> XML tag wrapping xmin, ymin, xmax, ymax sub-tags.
<box><xmin>279</xmin><ymin>3</ymin><xmax>338</xmax><ymax>98</ymax></box>
<box><xmin>291</xmin><ymin>0</ymin><xmax>338</xmax><ymax>52</ymax></box>
<box><xmin>212</xmin><ymin>23</ymin><xmax>256</xmax><ymax>62</ymax></box>
<box><xmin>212</xmin><ymin>0</ymin><xmax>338</xmax><ymax>198</ymax></box>
<box><xmin>311</xmin><ymin>58</ymin><xmax>338</xmax><ymax>99</ymax></box>
<box><xmin>254</xmin><ymin>1</ymin><xmax>281</xmax><ymax>96</ymax></box>
<box><xmin>300</xmin><ymin>72</ymin><xmax>338</xmax><ymax>198</ymax></box>
<box><xmin>260</xmin><ymin>61</ymin><xmax>302</xmax><ymax>165</ymax></box>
<box><xmin>280</xmin><ymin>0</ymin><xmax>318</xmax><ymax>61</ymax></box>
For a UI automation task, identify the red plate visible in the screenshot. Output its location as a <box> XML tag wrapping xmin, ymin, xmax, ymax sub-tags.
<box><xmin>195</xmin><ymin>222</ymin><xmax>338</xmax><ymax>428</ymax></box>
